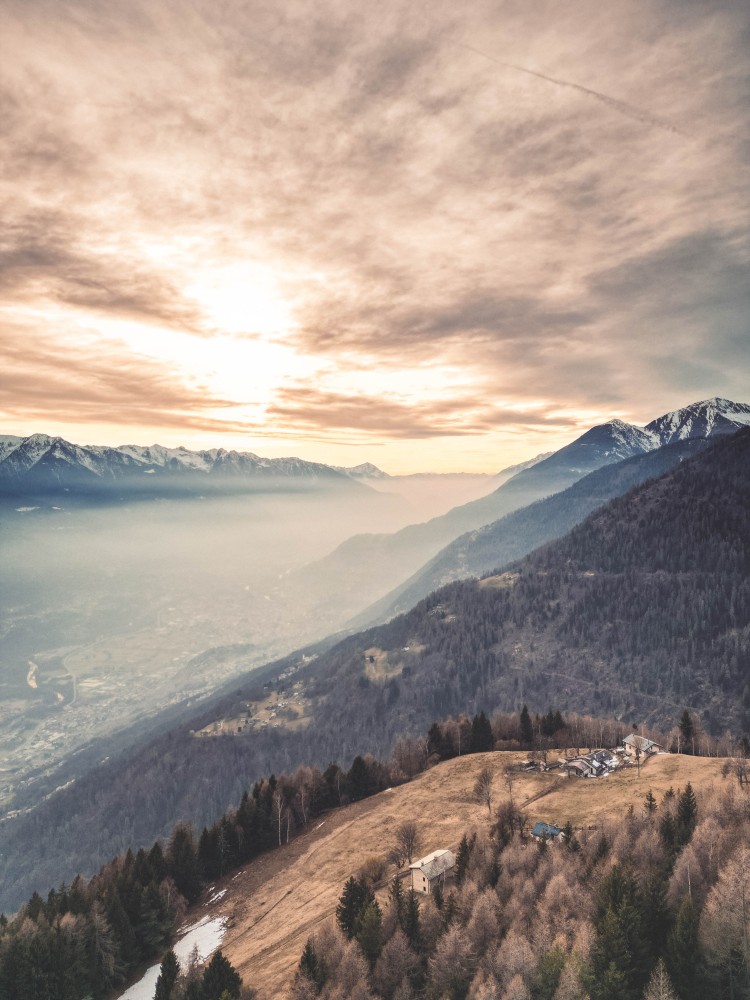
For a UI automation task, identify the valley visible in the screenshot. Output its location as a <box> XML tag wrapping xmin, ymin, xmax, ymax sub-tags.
<box><xmin>1</xmin><ymin>401</ymin><xmax>749</xmax><ymax>916</ymax></box>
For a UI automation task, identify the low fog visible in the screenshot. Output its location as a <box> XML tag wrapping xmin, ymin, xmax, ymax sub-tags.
<box><xmin>0</xmin><ymin>473</ymin><xmax>500</xmax><ymax>822</ymax></box>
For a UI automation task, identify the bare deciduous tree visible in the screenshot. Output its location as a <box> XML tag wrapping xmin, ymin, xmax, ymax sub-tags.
<box><xmin>700</xmin><ymin>845</ymin><xmax>750</xmax><ymax>979</ymax></box>
<box><xmin>473</xmin><ymin>766</ymin><xmax>494</xmax><ymax>815</ymax></box>
<box><xmin>389</xmin><ymin>821</ymin><xmax>421</xmax><ymax>869</ymax></box>
<box><xmin>428</xmin><ymin>926</ymin><xmax>476</xmax><ymax>998</ymax></box>
<box><xmin>643</xmin><ymin>959</ymin><xmax>678</xmax><ymax>1000</ymax></box>
<box><xmin>500</xmin><ymin>972</ymin><xmax>532</xmax><ymax>1000</ymax></box>
<box><xmin>372</xmin><ymin>929</ymin><xmax>418</xmax><ymax>999</ymax></box>
<box><xmin>391</xmin><ymin>737</ymin><xmax>428</xmax><ymax>779</ymax></box>
<box><xmin>272</xmin><ymin>790</ymin><xmax>286</xmax><ymax>846</ymax></box>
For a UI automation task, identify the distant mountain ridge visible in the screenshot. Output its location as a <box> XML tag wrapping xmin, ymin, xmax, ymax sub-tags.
<box><xmin>645</xmin><ymin>396</ymin><xmax>750</xmax><ymax>444</ymax></box>
<box><xmin>287</xmin><ymin>397</ymin><xmax>749</xmax><ymax>629</ymax></box>
<box><xmin>0</xmin><ymin>434</ymin><xmax>375</xmax><ymax>497</ymax></box>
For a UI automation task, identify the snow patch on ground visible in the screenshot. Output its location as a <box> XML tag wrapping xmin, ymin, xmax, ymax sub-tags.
<box><xmin>116</xmin><ymin>915</ymin><xmax>226</xmax><ymax>1000</ymax></box>
<box><xmin>208</xmin><ymin>889</ymin><xmax>227</xmax><ymax>903</ymax></box>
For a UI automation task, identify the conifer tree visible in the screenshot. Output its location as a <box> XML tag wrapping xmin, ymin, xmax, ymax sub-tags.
<box><xmin>336</xmin><ymin>877</ymin><xmax>373</xmax><ymax>939</ymax></box>
<box><xmin>347</xmin><ymin>756</ymin><xmax>373</xmax><ymax>801</ymax></box>
<box><xmin>679</xmin><ymin>710</ymin><xmax>695</xmax><ymax>752</ymax></box>
<box><xmin>389</xmin><ymin>872</ymin><xmax>405</xmax><ymax>926</ymax></box>
<box><xmin>470</xmin><ymin>712</ymin><xmax>493</xmax><ymax>752</ymax></box>
<box><xmin>520</xmin><ymin>705</ymin><xmax>533</xmax><ymax>746</ymax></box>
<box><xmin>665</xmin><ymin>897</ymin><xmax>703</xmax><ymax>1000</ymax></box>
<box><xmin>154</xmin><ymin>948</ymin><xmax>179</xmax><ymax>1000</ymax></box>
<box><xmin>427</xmin><ymin>722</ymin><xmax>447</xmax><ymax>759</ymax></box>
<box><xmin>454</xmin><ymin>833</ymin><xmax>472</xmax><ymax>885</ymax></box>
<box><xmin>298</xmin><ymin>937</ymin><xmax>326</xmax><ymax>991</ymax></box>
<box><xmin>167</xmin><ymin>825</ymin><xmax>202</xmax><ymax>904</ymax></box>
<box><xmin>356</xmin><ymin>900</ymin><xmax>383</xmax><ymax>967</ymax></box>
<box><xmin>200</xmin><ymin>950</ymin><xmax>242</xmax><ymax>1000</ymax></box>
<box><xmin>401</xmin><ymin>890</ymin><xmax>422</xmax><ymax>951</ymax></box>
<box><xmin>639</xmin><ymin>873</ymin><xmax>670</xmax><ymax>964</ymax></box>
<box><xmin>587</xmin><ymin>910</ymin><xmax>633</xmax><ymax>1000</ymax></box>
<box><xmin>676</xmin><ymin>783</ymin><xmax>698</xmax><ymax>846</ymax></box>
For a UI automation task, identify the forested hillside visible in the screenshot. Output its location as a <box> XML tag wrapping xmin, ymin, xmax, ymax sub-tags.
<box><xmin>284</xmin><ymin>419</ymin><xmax>660</xmax><ymax>629</ymax></box>
<box><xmin>354</xmin><ymin>437</ymin><xmax>712</xmax><ymax>626</ymax></box>
<box><xmin>2</xmin><ymin>430</ymin><xmax>748</xmax><ymax>915</ymax></box>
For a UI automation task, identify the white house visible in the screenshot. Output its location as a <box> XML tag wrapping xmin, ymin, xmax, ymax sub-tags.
<box><xmin>409</xmin><ymin>849</ymin><xmax>456</xmax><ymax>894</ymax></box>
<box><xmin>623</xmin><ymin>734</ymin><xmax>663</xmax><ymax>758</ymax></box>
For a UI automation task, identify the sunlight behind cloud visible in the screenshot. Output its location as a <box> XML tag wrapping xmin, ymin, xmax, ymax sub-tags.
<box><xmin>184</xmin><ymin>262</ymin><xmax>295</xmax><ymax>338</ymax></box>
<box><xmin>1</xmin><ymin>0</ymin><xmax>747</xmax><ymax>470</ymax></box>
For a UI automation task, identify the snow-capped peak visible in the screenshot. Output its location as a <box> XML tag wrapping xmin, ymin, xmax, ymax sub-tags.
<box><xmin>335</xmin><ymin>462</ymin><xmax>390</xmax><ymax>480</ymax></box>
<box><xmin>645</xmin><ymin>398</ymin><xmax>750</xmax><ymax>446</ymax></box>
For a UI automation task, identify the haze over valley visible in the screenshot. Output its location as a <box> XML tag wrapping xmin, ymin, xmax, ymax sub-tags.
<box><xmin>0</xmin><ymin>439</ymin><xmax>519</xmax><ymax>821</ymax></box>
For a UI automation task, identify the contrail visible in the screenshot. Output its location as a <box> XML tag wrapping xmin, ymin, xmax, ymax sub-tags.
<box><xmin>458</xmin><ymin>42</ymin><xmax>686</xmax><ymax>137</ymax></box>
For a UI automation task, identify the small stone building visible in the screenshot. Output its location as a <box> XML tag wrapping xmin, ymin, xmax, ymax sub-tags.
<box><xmin>409</xmin><ymin>849</ymin><xmax>456</xmax><ymax>894</ymax></box>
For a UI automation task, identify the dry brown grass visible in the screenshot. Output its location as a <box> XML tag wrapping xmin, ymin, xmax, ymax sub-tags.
<box><xmin>201</xmin><ymin>751</ymin><xmax>730</xmax><ymax>998</ymax></box>
<box><xmin>363</xmin><ymin>647</ymin><xmax>403</xmax><ymax>682</ymax></box>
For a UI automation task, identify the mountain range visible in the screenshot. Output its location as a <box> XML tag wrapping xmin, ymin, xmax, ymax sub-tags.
<box><xmin>352</xmin><ymin>434</ymin><xmax>715</xmax><ymax>627</ymax></box>
<box><xmin>0</xmin><ymin>434</ymin><xmax>370</xmax><ymax>496</ymax></box>
<box><xmin>286</xmin><ymin>397</ymin><xmax>750</xmax><ymax>628</ymax></box>
<box><xmin>1</xmin><ymin>396</ymin><xmax>750</xmax><ymax>914</ymax></box>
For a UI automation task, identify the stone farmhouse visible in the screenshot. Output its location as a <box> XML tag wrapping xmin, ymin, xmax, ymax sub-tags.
<box><xmin>623</xmin><ymin>734</ymin><xmax>664</xmax><ymax>758</ymax></box>
<box><xmin>409</xmin><ymin>849</ymin><xmax>455</xmax><ymax>895</ymax></box>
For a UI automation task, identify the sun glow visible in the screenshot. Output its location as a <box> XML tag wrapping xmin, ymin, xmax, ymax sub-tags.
<box><xmin>184</xmin><ymin>263</ymin><xmax>295</xmax><ymax>337</ymax></box>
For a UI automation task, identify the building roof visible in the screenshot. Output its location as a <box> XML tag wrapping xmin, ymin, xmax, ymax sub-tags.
<box><xmin>409</xmin><ymin>849</ymin><xmax>455</xmax><ymax>879</ymax></box>
<box><xmin>565</xmin><ymin>759</ymin><xmax>592</xmax><ymax>773</ymax></box>
<box><xmin>531</xmin><ymin>822</ymin><xmax>562</xmax><ymax>839</ymax></box>
<box><xmin>623</xmin><ymin>734</ymin><xmax>663</xmax><ymax>753</ymax></box>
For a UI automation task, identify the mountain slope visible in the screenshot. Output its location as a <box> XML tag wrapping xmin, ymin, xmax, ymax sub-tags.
<box><xmin>210</xmin><ymin>751</ymin><xmax>729</xmax><ymax>998</ymax></box>
<box><xmin>646</xmin><ymin>396</ymin><xmax>750</xmax><ymax>444</ymax></box>
<box><xmin>286</xmin><ymin>419</ymin><xmax>657</xmax><ymax>626</ymax></box>
<box><xmin>287</xmin><ymin>400</ymin><xmax>747</xmax><ymax>630</ymax></box>
<box><xmin>353</xmin><ymin>436</ymin><xmax>713</xmax><ymax>626</ymax></box>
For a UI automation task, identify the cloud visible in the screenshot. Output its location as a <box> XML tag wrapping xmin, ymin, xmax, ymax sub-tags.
<box><xmin>0</xmin><ymin>208</ymin><xmax>204</xmax><ymax>331</ymax></box>
<box><xmin>457</xmin><ymin>43</ymin><xmax>686</xmax><ymax>136</ymax></box>
<box><xmin>0</xmin><ymin>329</ymin><xmax>243</xmax><ymax>433</ymax></box>
<box><xmin>0</xmin><ymin>0</ymin><xmax>748</xmax><ymax>463</ymax></box>
<box><xmin>266</xmin><ymin>385</ymin><xmax>578</xmax><ymax>439</ymax></box>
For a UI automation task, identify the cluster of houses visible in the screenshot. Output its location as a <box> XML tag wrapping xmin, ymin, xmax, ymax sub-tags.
<box><xmin>529</xmin><ymin>734</ymin><xmax>665</xmax><ymax>843</ymax></box>
<box><xmin>520</xmin><ymin>733</ymin><xmax>665</xmax><ymax>779</ymax></box>
<box><xmin>400</xmin><ymin>733</ymin><xmax>667</xmax><ymax>892</ymax></box>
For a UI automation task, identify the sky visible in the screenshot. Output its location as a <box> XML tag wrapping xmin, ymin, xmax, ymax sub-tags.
<box><xmin>1</xmin><ymin>0</ymin><xmax>748</xmax><ymax>473</ymax></box>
